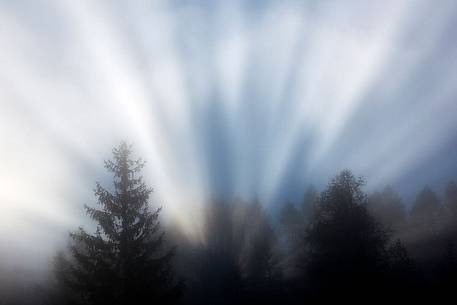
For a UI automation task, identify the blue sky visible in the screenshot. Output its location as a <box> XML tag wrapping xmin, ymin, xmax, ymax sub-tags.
<box><xmin>1</xmin><ymin>0</ymin><xmax>457</xmax><ymax>268</ymax></box>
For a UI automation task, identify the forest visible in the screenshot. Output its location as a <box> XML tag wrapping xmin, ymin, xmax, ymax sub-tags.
<box><xmin>2</xmin><ymin>143</ymin><xmax>457</xmax><ymax>304</ymax></box>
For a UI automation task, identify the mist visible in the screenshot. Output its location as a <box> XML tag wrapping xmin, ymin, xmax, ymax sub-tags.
<box><xmin>1</xmin><ymin>0</ymin><xmax>457</xmax><ymax>304</ymax></box>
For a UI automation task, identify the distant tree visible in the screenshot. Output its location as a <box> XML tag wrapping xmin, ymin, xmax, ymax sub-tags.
<box><xmin>367</xmin><ymin>186</ymin><xmax>406</xmax><ymax>233</ymax></box>
<box><xmin>303</xmin><ymin>170</ymin><xmax>412</xmax><ymax>299</ymax></box>
<box><xmin>410</xmin><ymin>187</ymin><xmax>442</xmax><ymax>237</ymax></box>
<box><xmin>240</xmin><ymin>202</ymin><xmax>283</xmax><ymax>304</ymax></box>
<box><xmin>279</xmin><ymin>202</ymin><xmax>301</xmax><ymax>245</ymax></box>
<box><xmin>441</xmin><ymin>181</ymin><xmax>457</xmax><ymax>256</ymax></box>
<box><xmin>54</xmin><ymin>143</ymin><xmax>182</xmax><ymax>305</ymax></box>
<box><xmin>181</xmin><ymin>199</ymin><xmax>282</xmax><ymax>305</ymax></box>
<box><xmin>280</xmin><ymin>186</ymin><xmax>318</xmax><ymax>235</ymax></box>
<box><xmin>439</xmin><ymin>181</ymin><xmax>457</xmax><ymax>293</ymax></box>
<box><xmin>444</xmin><ymin>180</ymin><xmax>457</xmax><ymax>219</ymax></box>
<box><xmin>183</xmin><ymin>200</ymin><xmax>242</xmax><ymax>305</ymax></box>
<box><xmin>242</xmin><ymin>202</ymin><xmax>280</xmax><ymax>282</ymax></box>
<box><xmin>279</xmin><ymin>186</ymin><xmax>318</xmax><ymax>280</ymax></box>
<box><xmin>301</xmin><ymin>186</ymin><xmax>319</xmax><ymax>223</ymax></box>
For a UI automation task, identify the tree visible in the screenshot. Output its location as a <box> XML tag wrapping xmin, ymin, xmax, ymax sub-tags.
<box><xmin>367</xmin><ymin>186</ymin><xmax>406</xmax><ymax>233</ymax></box>
<box><xmin>239</xmin><ymin>201</ymin><xmax>282</xmax><ymax>304</ymax></box>
<box><xmin>279</xmin><ymin>201</ymin><xmax>304</xmax><ymax>279</ymax></box>
<box><xmin>180</xmin><ymin>199</ymin><xmax>282</xmax><ymax>305</ymax></box>
<box><xmin>279</xmin><ymin>186</ymin><xmax>318</xmax><ymax>280</ymax></box>
<box><xmin>410</xmin><ymin>187</ymin><xmax>442</xmax><ymax>237</ymax></box>
<box><xmin>444</xmin><ymin>180</ymin><xmax>457</xmax><ymax>220</ymax></box>
<box><xmin>301</xmin><ymin>186</ymin><xmax>319</xmax><ymax>223</ymax></box>
<box><xmin>303</xmin><ymin>170</ymin><xmax>412</xmax><ymax>300</ymax></box>
<box><xmin>242</xmin><ymin>202</ymin><xmax>280</xmax><ymax>282</ymax></box>
<box><xmin>279</xmin><ymin>201</ymin><xmax>302</xmax><ymax>258</ymax></box>
<box><xmin>55</xmin><ymin>143</ymin><xmax>181</xmax><ymax>305</ymax></box>
<box><xmin>182</xmin><ymin>200</ymin><xmax>242</xmax><ymax>305</ymax></box>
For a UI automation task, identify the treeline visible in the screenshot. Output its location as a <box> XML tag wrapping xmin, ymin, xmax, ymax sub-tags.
<box><xmin>3</xmin><ymin>143</ymin><xmax>457</xmax><ymax>304</ymax></box>
<box><xmin>172</xmin><ymin>172</ymin><xmax>457</xmax><ymax>304</ymax></box>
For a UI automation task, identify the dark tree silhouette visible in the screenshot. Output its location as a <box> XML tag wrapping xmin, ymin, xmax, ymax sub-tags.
<box><xmin>302</xmin><ymin>170</ymin><xmax>413</xmax><ymax>300</ymax></box>
<box><xmin>54</xmin><ymin>143</ymin><xmax>181</xmax><ymax>305</ymax></box>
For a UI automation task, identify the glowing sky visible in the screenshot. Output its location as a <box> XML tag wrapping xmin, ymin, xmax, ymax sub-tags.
<box><xmin>1</xmin><ymin>0</ymin><xmax>457</xmax><ymax>269</ymax></box>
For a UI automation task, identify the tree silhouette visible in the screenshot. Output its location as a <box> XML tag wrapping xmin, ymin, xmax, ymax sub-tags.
<box><xmin>278</xmin><ymin>186</ymin><xmax>318</xmax><ymax>279</ymax></box>
<box><xmin>279</xmin><ymin>204</ymin><xmax>304</xmax><ymax>280</ymax></box>
<box><xmin>444</xmin><ymin>180</ymin><xmax>457</xmax><ymax>223</ymax></box>
<box><xmin>410</xmin><ymin>187</ymin><xmax>443</xmax><ymax>237</ymax></box>
<box><xmin>55</xmin><ymin>143</ymin><xmax>181</xmax><ymax>305</ymax></box>
<box><xmin>279</xmin><ymin>202</ymin><xmax>301</xmax><ymax>239</ymax></box>
<box><xmin>240</xmin><ymin>201</ymin><xmax>283</xmax><ymax>304</ymax></box>
<box><xmin>367</xmin><ymin>186</ymin><xmax>406</xmax><ymax>233</ymax></box>
<box><xmin>303</xmin><ymin>170</ymin><xmax>412</xmax><ymax>300</ymax></box>
<box><xmin>241</xmin><ymin>202</ymin><xmax>280</xmax><ymax>281</ymax></box>
<box><xmin>301</xmin><ymin>186</ymin><xmax>319</xmax><ymax>222</ymax></box>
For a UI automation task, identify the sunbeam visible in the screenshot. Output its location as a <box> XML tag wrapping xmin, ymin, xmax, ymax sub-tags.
<box><xmin>1</xmin><ymin>0</ymin><xmax>457</xmax><ymax>270</ymax></box>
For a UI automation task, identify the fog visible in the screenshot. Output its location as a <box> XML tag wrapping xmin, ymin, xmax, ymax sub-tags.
<box><xmin>1</xmin><ymin>0</ymin><xmax>457</xmax><ymax>303</ymax></box>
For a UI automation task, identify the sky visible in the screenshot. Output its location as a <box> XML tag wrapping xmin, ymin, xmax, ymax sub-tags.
<box><xmin>1</xmin><ymin>0</ymin><xmax>457</xmax><ymax>270</ymax></box>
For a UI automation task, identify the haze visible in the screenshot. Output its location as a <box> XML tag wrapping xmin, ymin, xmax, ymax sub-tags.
<box><xmin>1</xmin><ymin>0</ymin><xmax>457</xmax><ymax>273</ymax></box>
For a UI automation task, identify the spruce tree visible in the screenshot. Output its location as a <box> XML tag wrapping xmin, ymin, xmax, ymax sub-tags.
<box><xmin>303</xmin><ymin>170</ymin><xmax>411</xmax><ymax>300</ymax></box>
<box><xmin>55</xmin><ymin>143</ymin><xmax>181</xmax><ymax>305</ymax></box>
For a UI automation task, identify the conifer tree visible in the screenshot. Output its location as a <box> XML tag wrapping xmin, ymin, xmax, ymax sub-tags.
<box><xmin>55</xmin><ymin>143</ymin><xmax>181</xmax><ymax>305</ymax></box>
<box><xmin>303</xmin><ymin>170</ymin><xmax>412</xmax><ymax>299</ymax></box>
